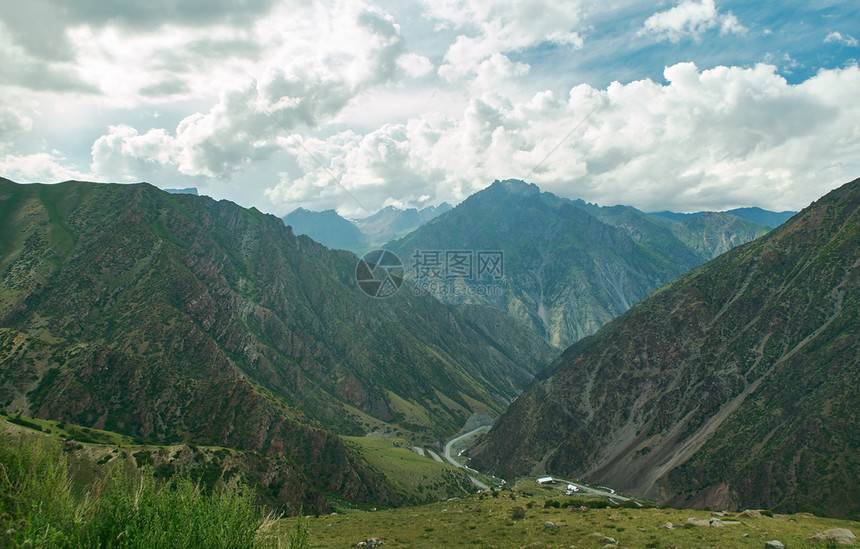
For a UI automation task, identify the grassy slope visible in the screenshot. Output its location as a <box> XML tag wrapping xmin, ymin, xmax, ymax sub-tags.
<box><xmin>0</xmin><ymin>179</ymin><xmax>553</xmax><ymax>443</ymax></box>
<box><xmin>341</xmin><ymin>436</ymin><xmax>480</xmax><ymax>505</ymax></box>
<box><xmin>471</xmin><ymin>178</ymin><xmax>860</xmax><ymax>518</ymax></box>
<box><xmin>0</xmin><ymin>178</ymin><xmax>557</xmax><ymax>510</ymax></box>
<box><xmin>1</xmin><ymin>413</ymin><xmax>487</xmax><ymax>512</ymax></box>
<box><xmin>278</xmin><ymin>483</ymin><xmax>859</xmax><ymax>548</ymax></box>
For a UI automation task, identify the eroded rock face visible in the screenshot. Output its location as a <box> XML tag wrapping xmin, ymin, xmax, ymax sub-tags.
<box><xmin>0</xmin><ymin>178</ymin><xmax>556</xmax><ymax>510</ymax></box>
<box><xmin>388</xmin><ymin>179</ymin><xmax>771</xmax><ymax>349</ymax></box>
<box><xmin>471</xmin><ymin>178</ymin><xmax>860</xmax><ymax>519</ymax></box>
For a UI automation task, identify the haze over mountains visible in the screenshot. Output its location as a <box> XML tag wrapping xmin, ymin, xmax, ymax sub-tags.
<box><xmin>471</xmin><ymin>177</ymin><xmax>860</xmax><ymax>518</ymax></box>
<box><xmin>0</xmin><ymin>177</ymin><xmax>554</xmax><ymax>511</ymax></box>
<box><xmin>1</xmin><ymin>173</ymin><xmax>855</xmax><ymax>524</ymax></box>
<box><xmin>388</xmin><ymin>180</ymin><xmax>777</xmax><ymax>348</ymax></box>
<box><xmin>282</xmin><ymin>202</ymin><xmax>453</xmax><ymax>252</ymax></box>
<box><xmin>650</xmin><ymin>207</ymin><xmax>795</xmax><ymax>229</ymax></box>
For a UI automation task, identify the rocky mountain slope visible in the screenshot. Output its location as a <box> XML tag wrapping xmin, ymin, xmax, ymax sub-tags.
<box><xmin>282</xmin><ymin>207</ymin><xmax>369</xmax><ymax>251</ymax></box>
<box><xmin>388</xmin><ymin>180</ymin><xmax>771</xmax><ymax>348</ymax></box>
<box><xmin>470</xmin><ymin>177</ymin><xmax>860</xmax><ymax>518</ymax></box>
<box><xmin>0</xmin><ymin>178</ymin><xmax>555</xmax><ymax>510</ymax></box>
<box><xmin>656</xmin><ymin>211</ymin><xmax>771</xmax><ymax>260</ymax></box>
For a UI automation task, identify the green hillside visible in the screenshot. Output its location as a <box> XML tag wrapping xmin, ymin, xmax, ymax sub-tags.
<box><xmin>389</xmin><ymin>179</ymin><xmax>770</xmax><ymax>348</ymax></box>
<box><xmin>472</xmin><ymin>177</ymin><xmax>860</xmax><ymax>518</ymax></box>
<box><xmin>0</xmin><ymin>178</ymin><xmax>554</xmax><ymax>512</ymax></box>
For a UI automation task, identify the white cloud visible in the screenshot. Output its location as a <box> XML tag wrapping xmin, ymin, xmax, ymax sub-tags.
<box><xmin>1</xmin><ymin>0</ymin><xmax>857</xmax><ymax>217</ymax></box>
<box><xmin>0</xmin><ymin>152</ymin><xmax>90</xmax><ymax>183</ymax></box>
<box><xmin>424</xmin><ymin>0</ymin><xmax>586</xmax><ymax>49</ymax></box>
<box><xmin>397</xmin><ymin>53</ymin><xmax>434</xmax><ymax>78</ymax></box>
<box><xmin>267</xmin><ymin>62</ymin><xmax>860</xmax><ymax>213</ymax></box>
<box><xmin>87</xmin><ymin>2</ymin><xmax>411</xmax><ymax>180</ymax></box>
<box><xmin>426</xmin><ymin>0</ymin><xmax>586</xmax><ymax>90</ymax></box>
<box><xmin>824</xmin><ymin>31</ymin><xmax>859</xmax><ymax>48</ymax></box>
<box><xmin>639</xmin><ymin>0</ymin><xmax>746</xmax><ymax>43</ymax></box>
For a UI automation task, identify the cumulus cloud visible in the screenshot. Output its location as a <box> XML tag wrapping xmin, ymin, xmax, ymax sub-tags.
<box><xmin>426</xmin><ymin>0</ymin><xmax>586</xmax><ymax>88</ymax></box>
<box><xmin>3</xmin><ymin>0</ymin><xmax>857</xmax><ymax>217</ymax></box>
<box><xmin>89</xmin><ymin>2</ymin><xmax>410</xmax><ymax>180</ymax></box>
<box><xmin>0</xmin><ymin>152</ymin><xmax>89</xmax><ymax>183</ymax></box>
<box><xmin>267</xmin><ymin>62</ymin><xmax>860</xmax><ymax>213</ymax></box>
<box><xmin>397</xmin><ymin>53</ymin><xmax>435</xmax><ymax>78</ymax></box>
<box><xmin>824</xmin><ymin>31</ymin><xmax>859</xmax><ymax>47</ymax></box>
<box><xmin>425</xmin><ymin>0</ymin><xmax>586</xmax><ymax>48</ymax></box>
<box><xmin>0</xmin><ymin>0</ymin><xmax>280</xmax><ymax>62</ymax></box>
<box><xmin>639</xmin><ymin>0</ymin><xmax>746</xmax><ymax>43</ymax></box>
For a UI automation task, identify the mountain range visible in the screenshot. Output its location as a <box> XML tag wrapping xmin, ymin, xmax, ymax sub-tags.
<box><xmin>2</xmin><ymin>173</ymin><xmax>851</xmax><ymax>520</ymax></box>
<box><xmin>281</xmin><ymin>207</ymin><xmax>369</xmax><ymax>252</ymax></box>
<box><xmin>282</xmin><ymin>202</ymin><xmax>452</xmax><ymax>252</ymax></box>
<box><xmin>470</xmin><ymin>177</ymin><xmax>860</xmax><ymax>518</ymax></box>
<box><xmin>650</xmin><ymin>206</ymin><xmax>796</xmax><ymax>229</ymax></box>
<box><xmin>388</xmin><ymin>180</ymin><xmax>775</xmax><ymax>348</ymax></box>
<box><xmin>0</xmin><ymin>177</ymin><xmax>554</xmax><ymax>511</ymax></box>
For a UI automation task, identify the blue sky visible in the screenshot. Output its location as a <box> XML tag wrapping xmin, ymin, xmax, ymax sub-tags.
<box><xmin>0</xmin><ymin>0</ymin><xmax>858</xmax><ymax>216</ymax></box>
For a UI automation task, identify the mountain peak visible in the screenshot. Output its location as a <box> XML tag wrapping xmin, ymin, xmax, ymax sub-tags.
<box><xmin>471</xmin><ymin>176</ymin><xmax>860</xmax><ymax>518</ymax></box>
<box><xmin>490</xmin><ymin>179</ymin><xmax>541</xmax><ymax>196</ymax></box>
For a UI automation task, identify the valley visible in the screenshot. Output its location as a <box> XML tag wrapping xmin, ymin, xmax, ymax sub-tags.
<box><xmin>3</xmin><ymin>2</ymin><xmax>859</xmax><ymax>546</ymax></box>
<box><xmin>0</xmin><ymin>176</ymin><xmax>857</xmax><ymax>548</ymax></box>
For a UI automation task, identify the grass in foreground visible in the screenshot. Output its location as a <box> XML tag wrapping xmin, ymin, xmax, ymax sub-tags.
<box><xmin>0</xmin><ymin>433</ymin><xmax>286</xmax><ymax>548</ymax></box>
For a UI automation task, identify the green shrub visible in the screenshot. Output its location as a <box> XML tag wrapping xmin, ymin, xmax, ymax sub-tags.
<box><xmin>0</xmin><ymin>433</ymin><xmax>279</xmax><ymax>548</ymax></box>
<box><xmin>288</xmin><ymin>508</ymin><xmax>310</xmax><ymax>549</ymax></box>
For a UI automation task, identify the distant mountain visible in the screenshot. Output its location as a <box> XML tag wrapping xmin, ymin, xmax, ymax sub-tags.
<box><xmin>650</xmin><ymin>207</ymin><xmax>796</xmax><ymax>229</ymax></box>
<box><xmin>282</xmin><ymin>207</ymin><xmax>368</xmax><ymax>251</ymax></box>
<box><xmin>388</xmin><ymin>180</ymin><xmax>770</xmax><ymax>348</ymax></box>
<box><xmin>355</xmin><ymin>203</ymin><xmax>453</xmax><ymax>245</ymax></box>
<box><xmin>725</xmin><ymin>207</ymin><xmax>796</xmax><ymax>228</ymax></box>
<box><xmin>281</xmin><ymin>203</ymin><xmax>452</xmax><ymax>252</ymax></box>
<box><xmin>471</xmin><ymin>177</ymin><xmax>860</xmax><ymax>518</ymax></box>
<box><xmin>163</xmin><ymin>187</ymin><xmax>198</xmax><ymax>195</ymax></box>
<box><xmin>0</xmin><ymin>178</ymin><xmax>555</xmax><ymax>510</ymax></box>
<box><xmin>654</xmin><ymin>212</ymin><xmax>771</xmax><ymax>260</ymax></box>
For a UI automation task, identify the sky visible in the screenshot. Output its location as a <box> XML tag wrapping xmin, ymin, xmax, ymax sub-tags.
<box><xmin>1</xmin><ymin>0</ymin><xmax>858</xmax><ymax>217</ymax></box>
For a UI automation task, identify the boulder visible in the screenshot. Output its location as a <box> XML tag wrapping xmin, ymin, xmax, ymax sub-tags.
<box><xmin>764</xmin><ymin>541</ymin><xmax>784</xmax><ymax>549</ymax></box>
<box><xmin>737</xmin><ymin>510</ymin><xmax>762</xmax><ymax>518</ymax></box>
<box><xmin>806</xmin><ymin>528</ymin><xmax>856</xmax><ymax>544</ymax></box>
